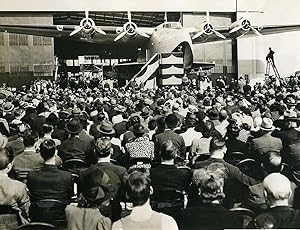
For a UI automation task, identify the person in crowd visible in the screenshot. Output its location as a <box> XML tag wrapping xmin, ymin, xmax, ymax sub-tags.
<box><xmin>193</xmin><ymin>136</ymin><xmax>257</xmax><ymax>208</ymax></box>
<box><xmin>217</xmin><ymin>109</ymin><xmax>229</xmax><ymax>137</ymax></box>
<box><xmin>179</xmin><ymin>113</ymin><xmax>202</xmax><ymax>150</ymax></box>
<box><xmin>150</xmin><ymin>140</ymin><xmax>191</xmax><ymax>193</ymax></box>
<box><xmin>58</xmin><ymin>117</ymin><xmax>91</xmax><ymax>162</ymax></box>
<box><xmin>125</xmin><ymin>123</ymin><xmax>154</xmax><ymax>169</ymax></box>
<box><xmin>26</xmin><ymin>139</ymin><xmax>73</xmax><ymax>222</ymax></box>
<box><xmin>190</xmin><ymin>120</ymin><xmax>222</xmax><ymax>162</ymax></box>
<box><xmin>92</xmin><ymin>120</ymin><xmax>124</xmax><ymax>166</ymax></box>
<box><xmin>154</xmin><ymin>114</ymin><xmax>186</xmax><ymax>163</ymax></box>
<box><xmin>241</xmin><ymin>154</ymin><xmax>296</xmax><ymax>214</ymax></box>
<box><xmin>112</xmin><ymin>170</ymin><xmax>178</xmax><ymax>230</ymax></box>
<box><xmin>27</xmin><ymin>139</ymin><xmax>74</xmax><ymax>203</ymax></box>
<box><xmin>179</xmin><ymin>167</ymin><xmax>243</xmax><ymax>229</ymax></box>
<box><xmin>12</xmin><ymin>129</ymin><xmax>44</xmax><ymax>182</ymax></box>
<box><xmin>65</xmin><ymin>167</ymin><xmax>113</xmax><ymax>230</ymax></box>
<box><xmin>0</xmin><ymin>148</ymin><xmax>30</xmax><ymax>226</ymax></box>
<box><xmin>225</xmin><ymin>122</ymin><xmax>250</xmax><ymax>155</ymax></box>
<box><xmin>78</xmin><ymin>112</ymin><xmax>94</xmax><ymax>145</ymax></box>
<box><xmin>80</xmin><ymin>137</ymin><xmax>127</xmax><ymax>221</ymax></box>
<box><xmin>251</xmin><ymin>117</ymin><xmax>283</xmax><ymax>162</ymax></box>
<box><xmin>248</xmin><ymin>173</ymin><xmax>300</xmax><ymax>229</ymax></box>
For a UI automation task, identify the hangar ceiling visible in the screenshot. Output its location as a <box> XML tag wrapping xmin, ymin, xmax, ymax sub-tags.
<box><xmin>53</xmin><ymin>11</ymin><xmax>181</xmax><ymax>27</ymax></box>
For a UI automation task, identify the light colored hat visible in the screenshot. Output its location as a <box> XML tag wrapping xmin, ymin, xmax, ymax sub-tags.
<box><xmin>260</xmin><ymin>117</ymin><xmax>275</xmax><ymax>131</ymax></box>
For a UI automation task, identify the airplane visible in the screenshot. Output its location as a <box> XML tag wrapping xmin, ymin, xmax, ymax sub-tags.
<box><xmin>1</xmin><ymin>10</ymin><xmax>300</xmax><ymax>72</ymax></box>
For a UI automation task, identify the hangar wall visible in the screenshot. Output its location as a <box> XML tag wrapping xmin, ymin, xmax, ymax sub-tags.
<box><xmin>0</xmin><ymin>14</ymin><xmax>54</xmax><ymax>87</ymax></box>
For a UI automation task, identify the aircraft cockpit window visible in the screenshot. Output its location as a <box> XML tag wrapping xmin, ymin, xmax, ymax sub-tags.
<box><xmin>163</xmin><ymin>22</ymin><xmax>182</xmax><ymax>29</ymax></box>
<box><xmin>163</xmin><ymin>23</ymin><xmax>171</xmax><ymax>28</ymax></box>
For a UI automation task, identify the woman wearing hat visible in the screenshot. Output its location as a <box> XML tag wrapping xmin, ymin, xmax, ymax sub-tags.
<box><xmin>65</xmin><ymin>168</ymin><xmax>113</xmax><ymax>230</ymax></box>
<box><xmin>125</xmin><ymin>123</ymin><xmax>154</xmax><ymax>170</ymax></box>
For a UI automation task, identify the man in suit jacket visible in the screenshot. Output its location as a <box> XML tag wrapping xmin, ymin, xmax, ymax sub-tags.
<box><xmin>154</xmin><ymin>114</ymin><xmax>186</xmax><ymax>163</ymax></box>
<box><xmin>252</xmin><ymin>118</ymin><xmax>283</xmax><ymax>158</ymax></box>
<box><xmin>79</xmin><ymin>138</ymin><xmax>127</xmax><ymax>221</ymax></box>
<box><xmin>150</xmin><ymin>140</ymin><xmax>191</xmax><ymax>192</ymax></box>
<box><xmin>27</xmin><ymin>139</ymin><xmax>74</xmax><ymax>204</ymax></box>
<box><xmin>58</xmin><ymin>118</ymin><xmax>91</xmax><ymax>162</ymax></box>
<box><xmin>248</xmin><ymin>173</ymin><xmax>300</xmax><ymax>229</ymax></box>
<box><xmin>0</xmin><ymin>149</ymin><xmax>30</xmax><ymax>220</ymax></box>
<box><xmin>241</xmin><ymin>157</ymin><xmax>296</xmax><ymax>214</ymax></box>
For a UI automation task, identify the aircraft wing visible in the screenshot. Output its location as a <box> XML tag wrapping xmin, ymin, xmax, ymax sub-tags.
<box><xmin>0</xmin><ymin>24</ymin><xmax>154</xmax><ymax>45</ymax></box>
<box><xmin>190</xmin><ymin>24</ymin><xmax>300</xmax><ymax>44</ymax></box>
<box><xmin>112</xmin><ymin>62</ymin><xmax>145</xmax><ymax>72</ymax></box>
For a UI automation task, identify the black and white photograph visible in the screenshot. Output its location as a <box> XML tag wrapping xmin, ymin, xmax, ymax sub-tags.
<box><xmin>0</xmin><ymin>0</ymin><xmax>300</xmax><ymax>229</ymax></box>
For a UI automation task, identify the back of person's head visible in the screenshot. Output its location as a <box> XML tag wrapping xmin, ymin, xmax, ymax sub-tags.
<box><xmin>165</xmin><ymin>113</ymin><xmax>179</xmax><ymax>129</ymax></box>
<box><xmin>94</xmin><ymin>137</ymin><xmax>112</xmax><ymax>158</ymax></box>
<box><xmin>23</xmin><ymin>129</ymin><xmax>38</xmax><ymax>147</ymax></box>
<box><xmin>42</xmin><ymin>123</ymin><xmax>54</xmax><ymax>134</ymax></box>
<box><xmin>209</xmin><ymin>136</ymin><xmax>226</xmax><ymax>154</ymax></box>
<box><xmin>127</xmin><ymin>115</ymin><xmax>141</xmax><ymax>129</ymax></box>
<box><xmin>193</xmin><ymin>167</ymin><xmax>225</xmax><ymax>203</ymax></box>
<box><xmin>219</xmin><ymin>109</ymin><xmax>228</xmax><ymax>122</ymax></box>
<box><xmin>40</xmin><ymin>139</ymin><xmax>56</xmax><ymax>161</ymax></box>
<box><xmin>0</xmin><ymin>149</ymin><xmax>11</xmax><ymax>171</ymax></box>
<box><xmin>262</xmin><ymin>152</ymin><xmax>282</xmax><ymax>174</ymax></box>
<box><xmin>263</xmin><ymin>173</ymin><xmax>291</xmax><ymax>203</ymax></box>
<box><xmin>125</xmin><ymin>170</ymin><xmax>151</xmax><ymax>206</ymax></box>
<box><xmin>148</xmin><ymin>119</ymin><xmax>157</xmax><ymax>131</ymax></box>
<box><xmin>202</xmin><ymin>120</ymin><xmax>214</xmax><ymax>138</ymax></box>
<box><xmin>156</xmin><ymin>116</ymin><xmax>166</xmax><ymax>132</ymax></box>
<box><xmin>160</xmin><ymin>140</ymin><xmax>177</xmax><ymax>161</ymax></box>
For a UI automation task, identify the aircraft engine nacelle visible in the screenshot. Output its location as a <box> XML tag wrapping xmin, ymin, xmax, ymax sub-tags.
<box><xmin>229</xmin><ymin>18</ymin><xmax>251</xmax><ymax>38</ymax></box>
<box><xmin>122</xmin><ymin>21</ymin><xmax>138</xmax><ymax>39</ymax></box>
<box><xmin>193</xmin><ymin>22</ymin><xmax>215</xmax><ymax>42</ymax></box>
<box><xmin>80</xmin><ymin>17</ymin><xmax>96</xmax><ymax>36</ymax></box>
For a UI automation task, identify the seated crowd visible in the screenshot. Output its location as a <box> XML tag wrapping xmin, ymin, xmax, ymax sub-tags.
<box><xmin>1</xmin><ymin>77</ymin><xmax>300</xmax><ymax>229</ymax></box>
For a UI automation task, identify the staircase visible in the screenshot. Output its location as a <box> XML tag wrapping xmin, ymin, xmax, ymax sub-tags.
<box><xmin>126</xmin><ymin>52</ymin><xmax>184</xmax><ymax>89</ymax></box>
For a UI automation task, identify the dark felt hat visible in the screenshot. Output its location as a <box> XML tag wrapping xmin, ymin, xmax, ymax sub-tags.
<box><xmin>131</xmin><ymin>123</ymin><xmax>146</xmax><ymax>135</ymax></box>
<box><xmin>80</xmin><ymin>167</ymin><xmax>114</xmax><ymax>203</ymax></box>
<box><xmin>65</xmin><ymin>118</ymin><xmax>83</xmax><ymax>134</ymax></box>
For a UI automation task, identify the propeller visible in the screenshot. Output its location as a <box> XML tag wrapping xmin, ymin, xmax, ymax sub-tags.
<box><xmin>70</xmin><ymin>11</ymin><xmax>106</xmax><ymax>37</ymax></box>
<box><xmin>230</xmin><ymin>11</ymin><xmax>262</xmax><ymax>37</ymax></box>
<box><xmin>114</xmin><ymin>11</ymin><xmax>149</xmax><ymax>42</ymax></box>
<box><xmin>192</xmin><ymin>11</ymin><xmax>226</xmax><ymax>40</ymax></box>
<box><xmin>70</xmin><ymin>26</ymin><xmax>83</xmax><ymax>36</ymax></box>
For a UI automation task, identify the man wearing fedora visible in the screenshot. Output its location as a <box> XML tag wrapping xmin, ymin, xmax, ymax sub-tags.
<box><xmin>154</xmin><ymin>114</ymin><xmax>186</xmax><ymax>164</ymax></box>
<box><xmin>274</xmin><ymin>110</ymin><xmax>300</xmax><ymax>145</ymax></box>
<box><xmin>65</xmin><ymin>167</ymin><xmax>113</xmax><ymax>230</ymax></box>
<box><xmin>81</xmin><ymin>138</ymin><xmax>127</xmax><ymax>221</ymax></box>
<box><xmin>251</xmin><ymin>117</ymin><xmax>283</xmax><ymax>161</ymax></box>
<box><xmin>58</xmin><ymin>118</ymin><xmax>92</xmax><ymax>163</ymax></box>
<box><xmin>91</xmin><ymin>120</ymin><xmax>123</xmax><ymax>166</ymax></box>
